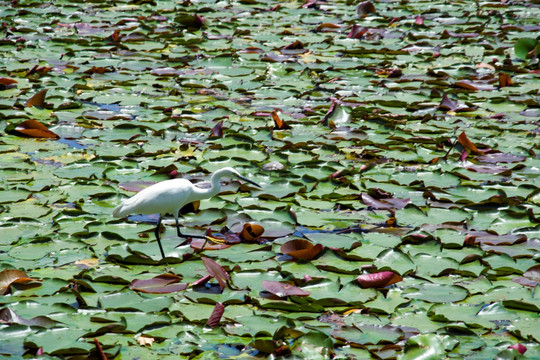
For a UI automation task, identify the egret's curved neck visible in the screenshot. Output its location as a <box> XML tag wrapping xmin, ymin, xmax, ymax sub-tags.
<box><xmin>192</xmin><ymin>170</ymin><xmax>226</xmax><ymax>200</ymax></box>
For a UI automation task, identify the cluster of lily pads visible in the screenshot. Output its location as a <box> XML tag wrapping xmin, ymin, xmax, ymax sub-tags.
<box><xmin>0</xmin><ymin>0</ymin><xmax>539</xmax><ymax>359</ymax></box>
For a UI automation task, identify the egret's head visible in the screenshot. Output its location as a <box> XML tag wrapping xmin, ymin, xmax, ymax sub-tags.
<box><xmin>214</xmin><ymin>167</ymin><xmax>261</xmax><ymax>188</ymax></box>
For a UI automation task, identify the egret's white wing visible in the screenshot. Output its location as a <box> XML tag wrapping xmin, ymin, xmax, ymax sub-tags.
<box><xmin>113</xmin><ymin>178</ymin><xmax>193</xmax><ymax>217</ymax></box>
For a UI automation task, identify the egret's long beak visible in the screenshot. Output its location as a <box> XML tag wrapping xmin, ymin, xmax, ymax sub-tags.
<box><xmin>236</xmin><ymin>174</ymin><xmax>262</xmax><ymax>188</ymax></box>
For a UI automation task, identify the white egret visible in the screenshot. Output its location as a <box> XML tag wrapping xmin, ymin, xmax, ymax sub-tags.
<box><xmin>113</xmin><ymin>167</ymin><xmax>261</xmax><ymax>258</ymax></box>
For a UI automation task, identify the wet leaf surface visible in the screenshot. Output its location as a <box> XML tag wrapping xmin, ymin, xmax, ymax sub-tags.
<box><xmin>1</xmin><ymin>0</ymin><xmax>539</xmax><ymax>358</ymax></box>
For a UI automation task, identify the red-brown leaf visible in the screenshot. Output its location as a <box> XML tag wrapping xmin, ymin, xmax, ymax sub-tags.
<box><xmin>348</xmin><ymin>25</ymin><xmax>367</xmax><ymax>39</ymax></box>
<box><xmin>0</xmin><ymin>77</ymin><xmax>18</xmax><ymax>90</ymax></box>
<box><xmin>12</xmin><ymin>120</ymin><xmax>59</xmax><ymax>139</ymax></box>
<box><xmin>26</xmin><ymin>89</ymin><xmax>47</xmax><ymax>107</ymax></box>
<box><xmin>206</xmin><ymin>302</ymin><xmax>225</xmax><ymax>328</ymax></box>
<box><xmin>315</xmin><ymin>23</ymin><xmax>341</xmax><ymax>32</ymax></box>
<box><xmin>361</xmin><ymin>193</ymin><xmax>410</xmax><ymax>210</ymax></box>
<box><xmin>512</xmin><ymin>264</ymin><xmax>540</xmax><ymax>287</ymax></box>
<box><xmin>465</xmin><ymin>233</ymin><xmax>526</xmax><ymax>246</ymax></box>
<box><xmin>498</xmin><ymin>72</ymin><xmax>513</xmax><ymax>88</ymax></box>
<box><xmin>454</xmin><ymin>80</ymin><xmax>495</xmax><ymax>91</ymax></box>
<box><xmin>202</xmin><ymin>256</ymin><xmax>229</xmax><ymax>290</ymax></box>
<box><xmin>130</xmin><ymin>274</ymin><xmax>188</xmax><ymax>294</ymax></box>
<box><xmin>262</xmin><ymin>280</ymin><xmax>310</xmax><ymax>297</ymax></box>
<box><xmin>281</xmin><ymin>239</ymin><xmax>324</xmax><ymax>260</ymax></box>
<box><xmin>357</xmin><ymin>271</ymin><xmax>402</xmax><ymax>288</ymax></box>
<box><xmin>439</xmin><ymin>93</ymin><xmax>473</xmax><ymax>112</ymax></box>
<box><xmin>356</xmin><ymin>1</ymin><xmax>376</xmax><ymax>16</ymax></box>
<box><xmin>457</xmin><ymin>131</ymin><xmax>484</xmax><ymax>155</ymax></box>
<box><xmin>210</xmin><ymin>120</ymin><xmax>223</xmax><ymax>138</ymax></box>
<box><xmin>240</xmin><ymin>223</ymin><xmax>265</xmax><ymax>242</ymax></box>
<box><xmin>0</xmin><ymin>269</ymin><xmax>41</xmax><ymax>295</ymax></box>
<box><xmin>272</xmin><ymin>110</ymin><xmax>290</xmax><ymax>130</ymax></box>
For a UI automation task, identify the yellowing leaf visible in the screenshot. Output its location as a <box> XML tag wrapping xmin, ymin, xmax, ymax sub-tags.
<box><xmin>137</xmin><ymin>335</ymin><xmax>155</xmax><ymax>346</ymax></box>
<box><xmin>74</xmin><ymin>258</ymin><xmax>99</xmax><ymax>269</ymax></box>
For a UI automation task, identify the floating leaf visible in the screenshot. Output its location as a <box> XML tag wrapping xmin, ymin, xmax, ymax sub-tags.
<box><xmin>514</xmin><ymin>38</ymin><xmax>538</xmax><ymax>60</ymax></box>
<box><xmin>512</xmin><ymin>265</ymin><xmax>540</xmax><ymax>287</ymax></box>
<box><xmin>439</xmin><ymin>93</ymin><xmax>473</xmax><ymax>112</ymax></box>
<box><xmin>26</xmin><ymin>89</ymin><xmax>47</xmax><ymax>108</ymax></box>
<box><xmin>357</xmin><ymin>271</ymin><xmax>403</xmax><ymax>288</ymax></box>
<box><xmin>356</xmin><ymin>1</ymin><xmax>376</xmax><ymax>16</ymax></box>
<box><xmin>210</xmin><ymin>120</ymin><xmax>223</xmax><ymax>138</ymax></box>
<box><xmin>361</xmin><ymin>193</ymin><xmax>410</xmax><ymax>210</ymax></box>
<box><xmin>0</xmin><ymin>308</ymin><xmax>56</xmax><ymax>328</ymax></box>
<box><xmin>206</xmin><ymin>302</ymin><xmax>225</xmax><ymax>328</ymax></box>
<box><xmin>240</xmin><ymin>223</ymin><xmax>265</xmax><ymax>242</ymax></box>
<box><xmin>457</xmin><ymin>131</ymin><xmax>484</xmax><ymax>155</ymax></box>
<box><xmin>453</xmin><ymin>80</ymin><xmax>495</xmax><ymax>91</ymax></box>
<box><xmin>74</xmin><ymin>258</ymin><xmax>99</xmax><ymax>269</ymax></box>
<box><xmin>0</xmin><ymin>269</ymin><xmax>41</xmax><ymax>295</ymax></box>
<box><xmin>136</xmin><ymin>335</ymin><xmax>155</xmax><ymax>347</ymax></box>
<box><xmin>498</xmin><ymin>73</ymin><xmax>513</xmax><ymax>88</ymax></box>
<box><xmin>477</xmin><ymin>153</ymin><xmax>525</xmax><ymax>164</ymax></box>
<box><xmin>262</xmin><ymin>280</ymin><xmax>310</xmax><ymax>297</ymax></box>
<box><xmin>202</xmin><ymin>256</ymin><xmax>230</xmax><ymax>290</ymax></box>
<box><xmin>130</xmin><ymin>274</ymin><xmax>188</xmax><ymax>294</ymax></box>
<box><xmin>465</xmin><ymin>233</ymin><xmax>526</xmax><ymax>246</ymax></box>
<box><xmin>272</xmin><ymin>110</ymin><xmax>290</xmax><ymax>130</ymax></box>
<box><xmin>0</xmin><ymin>77</ymin><xmax>17</xmax><ymax>90</ymax></box>
<box><xmin>9</xmin><ymin>120</ymin><xmax>59</xmax><ymax>139</ymax></box>
<box><xmin>281</xmin><ymin>239</ymin><xmax>323</xmax><ymax>260</ymax></box>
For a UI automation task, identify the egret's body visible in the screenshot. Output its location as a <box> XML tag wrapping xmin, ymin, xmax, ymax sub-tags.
<box><xmin>113</xmin><ymin>167</ymin><xmax>260</xmax><ymax>258</ymax></box>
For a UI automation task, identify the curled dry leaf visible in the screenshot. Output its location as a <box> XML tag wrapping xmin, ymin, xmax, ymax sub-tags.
<box><xmin>0</xmin><ymin>269</ymin><xmax>41</xmax><ymax>295</ymax></box>
<box><xmin>202</xmin><ymin>256</ymin><xmax>230</xmax><ymax>290</ymax></box>
<box><xmin>453</xmin><ymin>80</ymin><xmax>495</xmax><ymax>91</ymax></box>
<box><xmin>498</xmin><ymin>72</ymin><xmax>513</xmax><ymax>87</ymax></box>
<box><xmin>210</xmin><ymin>120</ymin><xmax>223</xmax><ymax>138</ymax></box>
<box><xmin>438</xmin><ymin>93</ymin><xmax>473</xmax><ymax>112</ymax></box>
<box><xmin>348</xmin><ymin>24</ymin><xmax>367</xmax><ymax>39</ymax></box>
<box><xmin>206</xmin><ymin>302</ymin><xmax>225</xmax><ymax>328</ymax></box>
<box><xmin>315</xmin><ymin>23</ymin><xmax>341</xmax><ymax>32</ymax></box>
<box><xmin>357</xmin><ymin>271</ymin><xmax>403</xmax><ymax>288</ymax></box>
<box><xmin>26</xmin><ymin>89</ymin><xmax>47</xmax><ymax>107</ymax></box>
<box><xmin>240</xmin><ymin>223</ymin><xmax>265</xmax><ymax>242</ymax></box>
<box><xmin>262</xmin><ymin>280</ymin><xmax>310</xmax><ymax>297</ymax></box>
<box><xmin>0</xmin><ymin>77</ymin><xmax>17</xmax><ymax>90</ymax></box>
<box><xmin>281</xmin><ymin>239</ymin><xmax>324</xmax><ymax>260</ymax></box>
<box><xmin>457</xmin><ymin>131</ymin><xmax>485</xmax><ymax>155</ymax></box>
<box><xmin>137</xmin><ymin>335</ymin><xmax>155</xmax><ymax>347</ymax></box>
<box><xmin>10</xmin><ymin>119</ymin><xmax>59</xmax><ymax>139</ymax></box>
<box><xmin>130</xmin><ymin>274</ymin><xmax>188</xmax><ymax>294</ymax></box>
<box><xmin>356</xmin><ymin>1</ymin><xmax>376</xmax><ymax>16</ymax></box>
<box><xmin>272</xmin><ymin>110</ymin><xmax>290</xmax><ymax>130</ymax></box>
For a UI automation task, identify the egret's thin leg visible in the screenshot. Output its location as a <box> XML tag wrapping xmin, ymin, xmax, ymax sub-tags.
<box><xmin>175</xmin><ymin>213</ymin><xmax>207</xmax><ymax>239</ymax></box>
<box><xmin>155</xmin><ymin>216</ymin><xmax>166</xmax><ymax>259</ymax></box>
